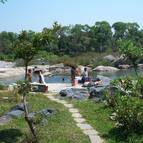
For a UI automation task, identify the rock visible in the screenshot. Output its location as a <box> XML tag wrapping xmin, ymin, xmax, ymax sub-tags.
<box><xmin>118</xmin><ymin>64</ymin><xmax>130</xmax><ymax>69</ymax></box>
<box><xmin>88</xmin><ymin>75</ymin><xmax>111</xmax><ymax>99</ymax></box>
<box><xmin>6</xmin><ymin>110</ymin><xmax>24</xmax><ymax>118</ymax></box>
<box><xmin>0</xmin><ymin>115</ymin><xmax>12</xmax><ymax>125</ymax></box>
<box><xmin>93</xmin><ymin>66</ymin><xmax>119</xmax><ymax>72</ymax></box>
<box><xmin>0</xmin><ymin>61</ymin><xmax>15</xmax><ymax>68</ymax></box>
<box><xmin>59</xmin><ymin>88</ymin><xmax>89</xmax><ymax>100</ymax></box>
<box><xmin>104</xmin><ymin>55</ymin><xmax>117</xmax><ymax>62</ymax></box>
<box><xmin>138</xmin><ymin>64</ymin><xmax>143</xmax><ymax>69</ymax></box>
<box><xmin>113</xmin><ymin>55</ymin><xmax>127</xmax><ymax>67</ymax></box>
<box><xmin>10</xmin><ymin>103</ymin><xmax>30</xmax><ymax>112</ymax></box>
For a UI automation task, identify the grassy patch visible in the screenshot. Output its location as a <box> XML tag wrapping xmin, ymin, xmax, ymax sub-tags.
<box><xmin>71</xmin><ymin>100</ymin><xmax>143</xmax><ymax>143</ymax></box>
<box><xmin>0</xmin><ymin>93</ymin><xmax>90</xmax><ymax>143</ymax></box>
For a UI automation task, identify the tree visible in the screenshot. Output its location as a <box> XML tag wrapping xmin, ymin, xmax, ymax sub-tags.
<box><xmin>14</xmin><ymin>31</ymin><xmax>41</xmax><ymax>142</ymax></box>
<box><xmin>14</xmin><ymin>30</ymin><xmax>39</xmax><ymax>79</ymax></box>
<box><xmin>91</xmin><ymin>21</ymin><xmax>112</xmax><ymax>52</ymax></box>
<box><xmin>119</xmin><ymin>40</ymin><xmax>143</xmax><ymax>76</ymax></box>
<box><xmin>0</xmin><ymin>0</ymin><xmax>7</xmax><ymax>3</ymax></box>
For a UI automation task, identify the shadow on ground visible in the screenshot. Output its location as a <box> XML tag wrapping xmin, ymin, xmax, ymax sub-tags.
<box><xmin>0</xmin><ymin>129</ymin><xmax>23</xmax><ymax>143</ymax></box>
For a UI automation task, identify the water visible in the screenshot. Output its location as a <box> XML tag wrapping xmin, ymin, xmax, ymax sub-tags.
<box><xmin>93</xmin><ymin>68</ymin><xmax>143</xmax><ymax>80</ymax></box>
<box><xmin>0</xmin><ymin>69</ymin><xmax>143</xmax><ymax>85</ymax></box>
<box><xmin>0</xmin><ymin>74</ymin><xmax>71</xmax><ymax>85</ymax></box>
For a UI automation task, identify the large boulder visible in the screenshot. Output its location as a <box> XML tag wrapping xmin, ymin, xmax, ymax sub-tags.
<box><xmin>93</xmin><ymin>66</ymin><xmax>119</xmax><ymax>72</ymax></box>
<box><xmin>88</xmin><ymin>75</ymin><xmax>111</xmax><ymax>99</ymax></box>
<box><xmin>104</xmin><ymin>55</ymin><xmax>117</xmax><ymax>62</ymax></box>
<box><xmin>59</xmin><ymin>88</ymin><xmax>89</xmax><ymax>100</ymax></box>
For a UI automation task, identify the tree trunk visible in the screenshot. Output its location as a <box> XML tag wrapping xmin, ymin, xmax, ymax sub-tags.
<box><xmin>23</xmin><ymin>96</ymin><xmax>39</xmax><ymax>143</ymax></box>
<box><xmin>25</xmin><ymin>62</ymin><xmax>28</xmax><ymax>81</ymax></box>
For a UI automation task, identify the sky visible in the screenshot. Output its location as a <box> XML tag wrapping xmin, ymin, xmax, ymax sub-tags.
<box><xmin>0</xmin><ymin>0</ymin><xmax>143</xmax><ymax>32</ymax></box>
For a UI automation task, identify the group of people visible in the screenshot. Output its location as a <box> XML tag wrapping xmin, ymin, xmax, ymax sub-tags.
<box><xmin>71</xmin><ymin>66</ymin><xmax>90</xmax><ymax>86</ymax></box>
<box><xmin>70</xmin><ymin>66</ymin><xmax>103</xmax><ymax>86</ymax></box>
<box><xmin>27</xmin><ymin>68</ymin><xmax>46</xmax><ymax>84</ymax></box>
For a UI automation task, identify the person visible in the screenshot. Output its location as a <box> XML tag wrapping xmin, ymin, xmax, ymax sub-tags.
<box><xmin>38</xmin><ymin>70</ymin><xmax>46</xmax><ymax>84</ymax></box>
<box><xmin>71</xmin><ymin>66</ymin><xmax>76</xmax><ymax>86</ymax></box>
<box><xmin>81</xmin><ymin>67</ymin><xmax>88</xmax><ymax>84</ymax></box>
<box><xmin>27</xmin><ymin>69</ymin><xmax>32</xmax><ymax>82</ymax></box>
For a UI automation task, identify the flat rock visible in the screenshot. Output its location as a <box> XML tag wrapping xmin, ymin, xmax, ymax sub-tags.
<box><xmin>0</xmin><ymin>115</ymin><xmax>12</xmax><ymax>125</ymax></box>
<box><xmin>72</xmin><ymin>113</ymin><xmax>82</xmax><ymax>118</ymax></box>
<box><xmin>63</xmin><ymin>104</ymin><xmax>73</xmax><ymax>108</ymax></box>
<box><xmin>69</xmin><ymin>108</ymin><xmax>79</xmax><ymax>113</ymax></box>
<box><xmin>89</xmin><ymin>135</ymin><xmax>103</xmax><ymax>143</ymax></box>
<box><xmin>83</xmin><ymin>129</ymin><xmax>98</xmax><ymax>135</ymax></box>
<box><xmin>93</xmin><ymin>66</ymin><xmax>119</xmax><ymax>72</ymax></box>
<box><xmin>74</xmin><ymin>118</ymin><xmax>86</xmax><ymax>123</ymax></box>
<box><xmin>76</xmin><ymin>123</ymin><xmax>93</xmax><ymax>130</ymax></box>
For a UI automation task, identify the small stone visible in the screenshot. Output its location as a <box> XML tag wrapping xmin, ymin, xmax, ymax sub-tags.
<box><xmin>63</xmin><ymin>104</ymin><xmax>73</xmax><ymax>108</ymax></box>
<box><xmin>76</xmin><ymin>123</ymin><xmax>93</xmax><ymax>130</ymax></box>
<box><xmin>57</xmin><ymin>100</ymin><xmax>67</xmax><ymax>104</ymax></box>
<box><xmin>74</xmin><ymin>118</ymin><xmax>86</xmax><ymax>123</ymax></box>
<box><xmin>89</xmin><ymin>135</ymin><xmax>103</xmax><ymax>143</ymax></box>
<box><xmin>83</xmin><ymin>129</ymin><xmax>98</xmax><ymax>135</ymax></box>
<box><xmin>69</xmin><ymin>108</ymin><xmax>79</xmax><ymax>113</ymax></box>
<box><xmin>72</xmin><ymin>113</ymin><xmax>82</xmax><ymax>118</ymax></box>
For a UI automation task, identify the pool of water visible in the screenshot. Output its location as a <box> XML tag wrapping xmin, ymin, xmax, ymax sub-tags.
<box><xmin>93</xmin><ymin>68</ymin><xmax>143</xmax><ymax>80</ymax></box>
<box><xmin>0</xmin><ymin>74</ymin><xmax>71</xmax><ymax>85</ymax></box>
<box><xmin>0</xmin><ymin>68</ymin><xmax>143</xmax><ymax>85</ymax></box>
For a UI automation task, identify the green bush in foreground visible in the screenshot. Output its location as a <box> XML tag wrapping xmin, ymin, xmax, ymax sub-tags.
<box><xmin>106</xmin><ymin>76</ymin><xmax>143</xmax><ymax>133</ymax></box>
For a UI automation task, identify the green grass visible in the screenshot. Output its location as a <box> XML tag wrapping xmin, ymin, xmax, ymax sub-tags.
<box><xmin>71</xmin><ymin>100</ymin><xmax>143</xmax><ymax>143</ymax></box>
<box><xmin>0</xmin><ymin>93</ymin><xmax>90</xmax><ymax>143</ymax></box>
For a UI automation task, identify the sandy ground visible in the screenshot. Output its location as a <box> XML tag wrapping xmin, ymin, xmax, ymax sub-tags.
<box><xmin>47</xmin><ymin>83</ymin><xmax>83</xmax><ymax>93</ymax></box>
<box><xmin>0</xmin><ymin>67</ymin><xmax>25</xmax><ymax>79</ymax></box>
<box><xmin>0</xmin><ymin>65</ymin><xmax>51</xmax><ymax>79</ymax></box>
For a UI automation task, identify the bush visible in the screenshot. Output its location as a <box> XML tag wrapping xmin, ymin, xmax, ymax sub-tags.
<box><xmin>105</xmin><ymin>76</ymin><xmax>143</xmax><ymax>132</ymax></box>
<box><xmin>114</xmin><ymin>94</ymin><xmax>143</xmax><ymax>132</ymax></box>
<box><xmin>0</xmin><ymin>83</ymin><xmax>7</xmax><ymax>90</ymax></box>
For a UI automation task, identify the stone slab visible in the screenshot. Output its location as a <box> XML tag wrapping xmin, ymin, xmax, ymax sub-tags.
<box><xmin>63</xmin><ymin>104</ymin><xmax>73</xmax><ymax>108</ymax></box>
<box><xmin>74</xmin><ymin>118</ymin><xmax>86</xmax><ymax>123</ymax></box>
<box><xmin>89</xmin><ymin>135</ymin><xmax>103</xmax><ymax>143</ymax></box>
<box><xmin>72</xmin><ymin>113</ymin><xmax>82</xmax><ymax>118</ymax></box>
<box><xmin>76</xmin><ymin>123</ymin><xmax>93</xmax><ymax>130</ymax></box>
<box><xmin>69</xmin><ymin>108</ymin><xmax>79</xmax><ymax>113</ymax></box>
<box><xmin>83</xmin><ymin>129</ymin><xmax>98</xmax><ymax>135</ymax></box>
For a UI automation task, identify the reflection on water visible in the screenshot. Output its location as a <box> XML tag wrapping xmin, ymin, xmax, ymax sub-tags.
<box><xmin>93</xmin><ymin>68</ymin><xmax>143</xmax><ymax>80</ymax></box>
<box><xmin>0</xmin><ymin>68</ymin><xmax>143</xmax><ymax>85</ymax></box>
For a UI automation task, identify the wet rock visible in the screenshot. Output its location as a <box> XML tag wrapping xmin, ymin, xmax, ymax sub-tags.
<box><xmin>118</xmin><ymin>64</ymin><xmax>130</xmax><ymax>69</ymax></box>
<box><xmin>93</xmin><ymin>66</ymin><xmax>119</xmax><ymax>72</ymax></box>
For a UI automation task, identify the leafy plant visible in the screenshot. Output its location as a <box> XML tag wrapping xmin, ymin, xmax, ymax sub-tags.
<box><xmin>114</xmin><ymin>94</ymin><xmax>143</xmax><ymax>132</ymax></box>
<box><xmin>118</xmin><ymin>40</ymin><xmax>143</xmax><ymax>77</ymax></box>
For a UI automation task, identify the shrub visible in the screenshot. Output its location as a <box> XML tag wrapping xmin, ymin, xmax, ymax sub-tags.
<box><xmin>114</xmin><ymin>94</ymin><xmax>143</xmax><ymax>132</ymax></box>
<box><xmin>106</xmin><ymin>76</ymin><xmax>143</xmax><ymax>132</ymax></box>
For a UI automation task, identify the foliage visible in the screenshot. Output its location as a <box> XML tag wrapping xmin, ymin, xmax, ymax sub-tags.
<box><xmin>105</xmin><ymin>76</ymin><xmax>143</xmax><ymax>133</ymax></box>
<box><xmin>118</xmin><ymin>40</ymin><xmax>143</xmax><ymax>76</ymax></box>
<box><xmin>0</xmin><ymin>94</ymin><xmax>90</xmax><ymax>143</ymax></box>
<box><xmin>14</xmin><ymin>31</ymin><xmax>41</xmax><ymax>79</ymax></box>
<box><xmin>0</xmin><ymin>83</ymin><xmax>7</xmax><ymax>90</ymax></box>
<box><xmin>1</xmin><ymin>21</ymin><xmax>143</xmax><ymax>62</ymax></box>
<box><xmin>114</xmin><ymin>94</ymin><xmax>143</xmax><ymax>132</ymax></box>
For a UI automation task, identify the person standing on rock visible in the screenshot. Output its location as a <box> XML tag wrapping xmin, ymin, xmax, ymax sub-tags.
<box><xmin>27</xmin><ymin>69</ymin><xmax>32</xmax><ymax>82</ymax></box>
<box><xmin>39</xmin><ymin>70</ymin><xmax>46</xmax><ymax>84</ymax></box>
<box><xmin>71</xmin><ymin>66</ymin><xmax>76</xmax><ymax>86</ymax></box>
